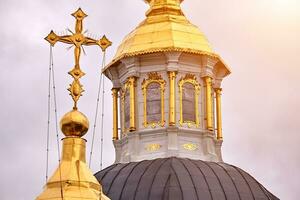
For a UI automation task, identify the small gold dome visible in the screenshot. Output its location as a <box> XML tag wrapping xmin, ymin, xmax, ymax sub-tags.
<box><xmin>103</xmin><ymin>0</ymin><xmax>233</xmax><ymax>74</ymax></box>
<box><xmin>60</xmin><ymin>109</ymin><xmax>89</xmax><ymax>137</ymax></box>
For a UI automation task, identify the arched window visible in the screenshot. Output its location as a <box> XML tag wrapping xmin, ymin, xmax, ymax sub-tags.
<box><xmin>142</xmin><ymin>72</ymin><xmax>166</xmax><ymax>128</ymax></box>
<box><xmin>178</xmin><ymin>74</ymin><xmax>200</xmax><ymax>127</ymax></box>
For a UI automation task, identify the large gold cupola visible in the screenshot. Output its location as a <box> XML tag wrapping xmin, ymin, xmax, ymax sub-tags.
<box><xmin>104</xmin><ymin>0</ymin><xmax>231</xmax><ymax>163</ymax></box>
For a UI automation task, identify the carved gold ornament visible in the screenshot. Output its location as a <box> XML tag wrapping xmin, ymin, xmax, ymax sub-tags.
<box><xmin>183</xmin><ymin>143</ymin><xmax>198</xmax><ymax>151</ymax></box>
<box><xmin>145</xmin><ymin>144</ymin><xmax>161</xmax><ymax>152</ymax></box>
<box><xmin>142</xmin><ymin>72</ymin><xmax>166</xmax><ymax>128</ymax></box>
<box><xmin>178</xmin><ymin>74</ymin><xmax>200</xmax><ymax>127</ymax></box>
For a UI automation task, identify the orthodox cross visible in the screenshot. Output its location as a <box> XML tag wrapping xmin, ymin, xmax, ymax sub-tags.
<box><xmin>45</xmin><ymin>8</ymin><xmax>112</xmax><ymax>110</ymax></box>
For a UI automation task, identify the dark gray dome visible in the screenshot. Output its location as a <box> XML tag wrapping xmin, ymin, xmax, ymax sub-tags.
<box><xmin>95</xmin><ymin>157</ymin><xmax>278</xmax><ymax>200</ymax></box>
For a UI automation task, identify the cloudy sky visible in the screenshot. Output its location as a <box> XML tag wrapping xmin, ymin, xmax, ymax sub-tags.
<box><xmin>0</xmin><ymin>0</ymin><xmax>299</xmax><ymax>199</ymax></box>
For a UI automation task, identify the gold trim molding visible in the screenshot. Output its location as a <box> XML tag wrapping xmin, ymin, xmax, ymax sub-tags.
<box><xmin>178</xmin><ymin>74</ymin><xmax>200</xmax><ymax>127</ymax></box>
<box><xmin>142</xmin><ymin>72</ymin><xmax>166</xmax><ymax>128</ymax></box>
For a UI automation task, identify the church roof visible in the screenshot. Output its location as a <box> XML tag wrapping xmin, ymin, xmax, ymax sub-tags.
<box><xmin>103</xmin><ymin>0</ymin><xmax>230</xmax><ymax>75</ymax></box>
<box><xmin>95</xmin><ymin>157</ymin><xmax>278</xmax><ymax>200</ymax></box>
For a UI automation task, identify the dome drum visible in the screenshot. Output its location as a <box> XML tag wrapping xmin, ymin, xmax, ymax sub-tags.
<box><xmin>106</xmin><ymin>52</ymin><xmax>226</xmax><ymax>163</ymax></box>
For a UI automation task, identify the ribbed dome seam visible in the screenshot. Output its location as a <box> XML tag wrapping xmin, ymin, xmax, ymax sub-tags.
<box><xmin>216</xmin><ymin>162</ymin><xmax>242</xmax><ymax>200</ymax></box>
<box><xmin>148</xmin><ymin>159</ymin><xmax>170</xmax><ymax>200</ymax></box>
<box><xmin>178</xmin><ymin>158</ymin><xmax>200</xmax><ymax>200</ymax></box>
<box><xmin>107</xmin><ymin>162</ymin><xmax>132</xmax><ymax>194</ymax></box>
<box><xmin>200</xmin><ymin>160</ymin><xmax>228</xmax><ymax>200</ymax></box>
<box><xmin>187</xmin><ymin>158</ymin><xmax>213</xmax><ymax>200</ymax></box>
<box><xmin>118</xmin><ymin>162</ymin><xmax>142</xmax><ymax>200</ymax></box>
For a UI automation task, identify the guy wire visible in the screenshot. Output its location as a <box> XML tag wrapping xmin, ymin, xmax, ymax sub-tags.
<box><xmin>99</xmin><ymin>51</ymin><xmax>106</xmax><ymax>170</ymax></box>
<box><xmin>89</xmin><ymin>50</ymin><xmax>106</xmax><ymax>169</ymax></box>
<box><xmin>45</xmin><ymin>45</ymin><xmax>52</xmax><ymax>183</ymax></box>
<box><xmin>50</xmin><ymin>46</ymin><xmax>64</xmax><ymax>199</ymax></box>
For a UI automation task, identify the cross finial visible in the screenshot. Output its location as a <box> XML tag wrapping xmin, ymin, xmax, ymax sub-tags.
<box><xmin>144</xmin><ymin>0</ymin><xmax>184</xmax><ymax>16</ymax></box>
<box><xmin>45</xmin><ymin>8</ymin><xmax>112</xmax><ymax>110</ymax></box>
<box><xmin>144</xmin><ymin>0</ymin><xmax>184</xmax><ymax>6</ymax></box>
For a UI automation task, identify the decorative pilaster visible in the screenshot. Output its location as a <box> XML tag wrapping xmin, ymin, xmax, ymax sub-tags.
<box><xmin>215</xmin><ymin>88</ymin><xmax>223</xmax><ymax>140</ymax></box>
<box><xmin>112</xmin><ymin>88</ymin><xmax>119</xmax><ymax>140</ymax></box>
<box><xmin>128</xmin><ymin>77</ymin><xmax>137</xmax><ymax>131</ymax></box>
<box><xmin>204</xmin><ymin>76</ymin><xmax>213</xmax><ymax>131</ymax></box>
<box><xmin>168</xmin><ymin>71</ymin><xmax>177</xmax><ymax>126</ymax></box>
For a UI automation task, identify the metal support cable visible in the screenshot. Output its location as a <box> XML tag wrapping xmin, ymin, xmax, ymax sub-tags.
<box><xmin>89</xmin><ymin>51</ymin><xmax>106</xmax><ymax>169</ymax></box>
<box><xmin>99</xmin><ymin>52</ymin><xmax>106</xmax><ymax>170</ymax></box>
<box><xmin>45</xmin><ymin>45</ymin><xmax>52</xmax><ymax>183</ymax></box>
<box><xmin>50</xmin><ymin>46</ymin><xmax>64</xmax><ymax>199</ymax></box>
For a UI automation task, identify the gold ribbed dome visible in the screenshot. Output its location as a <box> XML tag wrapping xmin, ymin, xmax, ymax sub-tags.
<box><xmin>104</xmin><ymin>0</ymin><xmax>228</xmax><ymax>71</ymax></box>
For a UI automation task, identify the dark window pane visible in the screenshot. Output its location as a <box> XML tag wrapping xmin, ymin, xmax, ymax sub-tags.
<box><xmin>124</xmin><ymin>89</ymin><xmax>130</xmax><ymax>129</ymax></box>
<box><xmin>146</xmin><ymin>83</ymin><xmax>161</xmax><ymax>123</ymax></box>
<box><xmin>182</xmin><ymin>83</ymin><xmax>195</xmax><ymax>122</ymax></box>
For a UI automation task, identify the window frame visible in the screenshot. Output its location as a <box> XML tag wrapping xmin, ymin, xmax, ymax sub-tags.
<box><xmin>120</xmin><ymin>80</ymin><xmax>131</xmax><ymax>135</ymax></box>
<box><xmin>178</xmin><ymin>74</ymin><xmax>200</xmax><ymax>127</ymax></box>
<box><xmin>141</xmin><ymin>72</ymin><xmax>166</xmax><ymax>128</ymax></box>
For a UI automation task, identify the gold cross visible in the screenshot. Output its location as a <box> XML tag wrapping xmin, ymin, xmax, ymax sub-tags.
<box><xmin>45</xmin><ymin>8</ymin><xmax>112</xmax><ymax>110</ymax></box>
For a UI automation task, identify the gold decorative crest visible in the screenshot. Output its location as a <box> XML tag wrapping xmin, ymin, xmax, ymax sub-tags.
<box><xmin>147</xmin><ymin>72</ymin><xmax>163</xmax><ymax>80</ymax></box>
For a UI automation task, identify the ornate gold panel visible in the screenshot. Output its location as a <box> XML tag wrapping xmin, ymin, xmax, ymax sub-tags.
<box><xmin>145</xmin><ymin>143</ymin><xmax>161</xmax><ymax>152</ymax></box>
<box><xmin>178</xmin><ymin>74</ymin><xmax>200</xmax><ymax>127</ymax></box>
<box><xmin>182</xmin><ymin>143</ymin><xmax>198</xmax><ymax>151</ymax></box>
<box><xmin>142</xmin><ymin>72</ymin><xmax>166</xmax><ymax>128</ymax></box>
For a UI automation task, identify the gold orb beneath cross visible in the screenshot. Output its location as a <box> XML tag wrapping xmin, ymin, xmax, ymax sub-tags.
<box><xmin>60</xmin><ymin>109</ymin><xmax>89</xmax><ymax>137</ymax></box>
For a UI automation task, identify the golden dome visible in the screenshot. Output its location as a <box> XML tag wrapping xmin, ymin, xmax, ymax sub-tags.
<box><xmin>104</xmin><ymin>0</ymin><xmax>230</xmax><ymax>72</ymax></box>
<box><xmin>60</xmin><ymin>109</ymin><xmax>89</xmax><ymax>137</ymax></box>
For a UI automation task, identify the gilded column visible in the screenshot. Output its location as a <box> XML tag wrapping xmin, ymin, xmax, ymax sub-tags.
<box><xmin>168</xmin><ymin>72</ymin><xmax>177</xmax><ymax>126</ymax></box>
<box><xmin>215</xmin><ymin>88</ymin><xmax>223</xmax><ymax>140</ymax></box>
<box><xmin>129</xmin><ymin>77</ymin><xmax>136</xmax><ymax>131</ymax></box>
<box><xmin>112</xmin><ymin>88</ymin><xmax>119</xmax><ymax>140</ymax></box>
<box><xmin>204</xmin><ymin>77</ymin><xmax>213</xmax><ymax>131</ymax></box>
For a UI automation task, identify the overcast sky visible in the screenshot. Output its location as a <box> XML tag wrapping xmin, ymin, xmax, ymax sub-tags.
<box><xmin>0</xmin><ymin>0</ymin><xmax>299</xmax><ymax>199</ymax></box>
